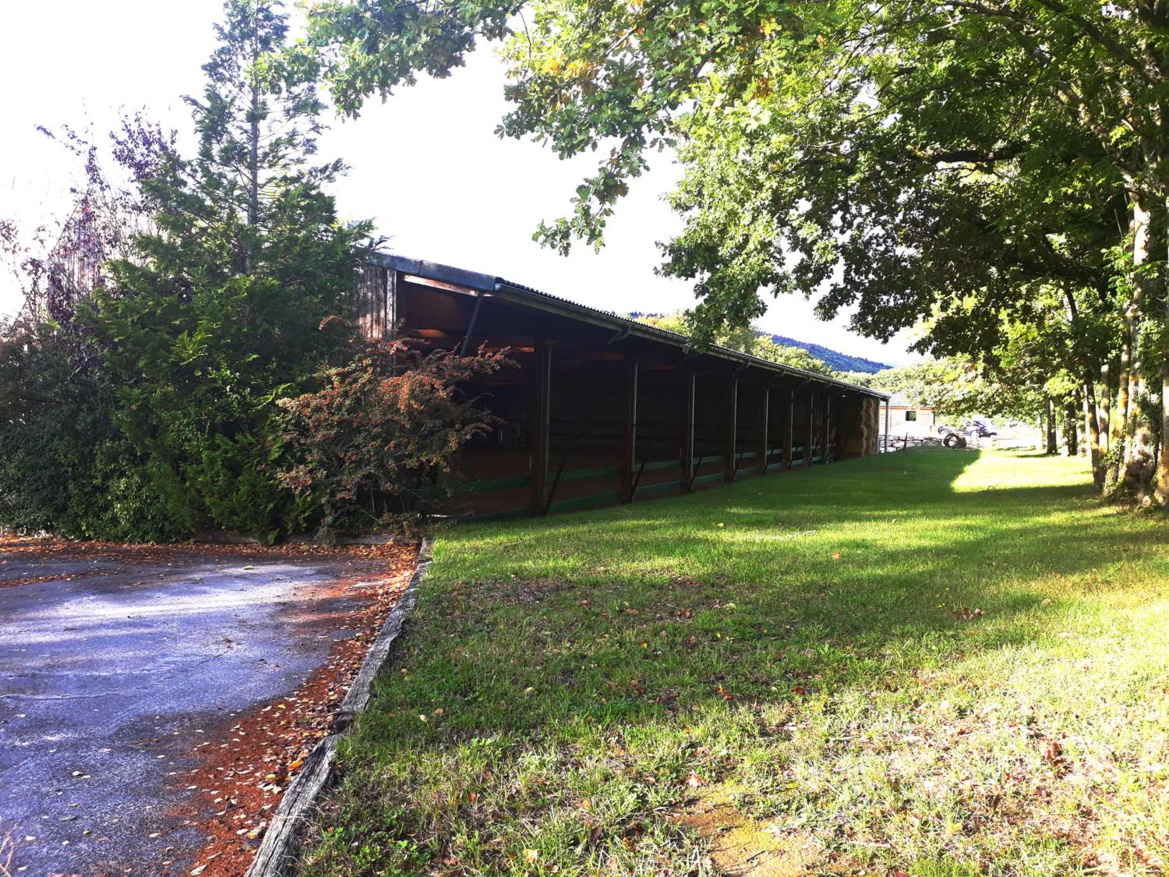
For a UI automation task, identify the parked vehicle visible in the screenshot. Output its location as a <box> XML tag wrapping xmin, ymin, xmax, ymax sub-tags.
<box><xmin>966</xmin><ymin>417</ymin><xmax>998</xmax><ymax>437</ymax></box>
<box><xmin>936</xmin><ymin>417</ymin><xmax>997</xmax><ymax>448</ymax></box>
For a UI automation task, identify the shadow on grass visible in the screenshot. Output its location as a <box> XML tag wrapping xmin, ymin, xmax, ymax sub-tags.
<box><xmin>351</xmin><ymin>449</ymin><xmax>1153</xmax><ymax>737</ymax></box>
<box><xmin>303</xmin><ymin>448</ymin><xmax>1168</xmax><ymax>877</ymax></box>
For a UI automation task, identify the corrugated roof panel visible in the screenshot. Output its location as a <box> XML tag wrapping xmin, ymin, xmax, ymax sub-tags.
<box><xmin>370</xmin><ymin>253</ymin><xmax>890</xmax><ymax>399</ymax></box>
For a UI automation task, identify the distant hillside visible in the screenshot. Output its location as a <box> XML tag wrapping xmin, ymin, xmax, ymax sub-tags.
<box><xmin>764</xmin><ymin>333</ymin><xmax>891</xmax><ymax>374</ymax></box>
<box><xmin>627</xmin><ymin>312</ymin><xmax>891</xmax><ymax>374</ymax></box>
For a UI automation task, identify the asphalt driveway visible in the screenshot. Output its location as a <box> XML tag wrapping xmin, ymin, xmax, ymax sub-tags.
<box><xmin>0</xmin><ymin>542</ymin><xmax>393</xmax><ymax>877</ymax></box>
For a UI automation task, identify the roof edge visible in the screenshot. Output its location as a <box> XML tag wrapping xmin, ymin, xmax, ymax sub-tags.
<box><xmin>367</xmin><ymin>252</ymin><xmax>890</xmax><ymax>400</ymax></box>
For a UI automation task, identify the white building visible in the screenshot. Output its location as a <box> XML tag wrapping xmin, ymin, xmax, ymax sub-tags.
<box><xmin>883</xmin><ymin>393</ymin><xmax>936</xmax><ymax>438</ymax></box>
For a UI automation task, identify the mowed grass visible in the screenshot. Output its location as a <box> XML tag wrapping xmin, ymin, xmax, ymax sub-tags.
<box><xmin>301</xmin><ymin>450</ymin><xmax>1169</xmax><ymax>877</ymax></box>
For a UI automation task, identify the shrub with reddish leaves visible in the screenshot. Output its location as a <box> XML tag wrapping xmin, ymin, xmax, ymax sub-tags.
<box><xmin>278</xmin><ymin>339</ymin><xmax>511</xmax><ymax>537</ymax></box>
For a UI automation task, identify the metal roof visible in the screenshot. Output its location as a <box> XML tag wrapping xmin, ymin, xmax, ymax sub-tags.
<box><xmin>888</xmin><ymin>393</ymin><xmax>931</xmax><ymax>409</ymax></box>
<box><xmin>369</xmin><ymin>253</ymin><xmax>890</xmax><ymax>400</ymax></box>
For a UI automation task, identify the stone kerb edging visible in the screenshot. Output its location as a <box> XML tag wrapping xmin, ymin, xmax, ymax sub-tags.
<box><xmin>244</xmin><ymin>537</ymin><xmax>434</xmax><ymax>877</ymax></box>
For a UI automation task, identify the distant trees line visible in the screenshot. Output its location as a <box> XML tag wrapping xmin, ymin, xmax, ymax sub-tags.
<box><xmin>634</xmin><ymin>314</ymin><xmax>1081</xmax><ymax>447</ymax></box>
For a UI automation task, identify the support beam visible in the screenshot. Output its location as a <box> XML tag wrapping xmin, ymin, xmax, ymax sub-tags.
<box><xmin>758</xmin><ymin>384</ymin><xmax>770</xmax><ymax>474</ymax></box>
<box><xmin>531</xmin><ymin>342</ymin><xmax>552</xmax><ymax>515</ymax></box>
<box><xmin>784</xmin><ymin>388</ymin><xmax>794</xmax><ymax>470</ymax></box>
<box><xmin>458</xmin><ymin>291</ymin><xmax>486</xmax><ymax>356</ymax></box>
<box><xmin>805</xmin><ymin>390</ymin><xmax>815</xmax><ymax>468</ymax></box>
<box><xmin>618</xmin><ymin>361</ymin><xmax>639</xmax><ymax>503</ymax></box>
<box><xmin>682</xmin><ymin>370</ymin><xmax>696</xmax><ymax>492</ymax></box>
<box><xmin>725</xmin><ymin>373</ymin><xmax>739</xmax><ymax>482</ymax></box>
<box><xmin>883</xmin><ymin>397</ymin><xmax>892</xmax><ymax>452</ymax></box>
<box><xmin>823</xmin><ymin>395</ymin><xmax>832</xmax><ymax>463</ymax></box>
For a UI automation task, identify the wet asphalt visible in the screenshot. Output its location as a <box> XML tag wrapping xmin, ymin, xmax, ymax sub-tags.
<box><xmin>0</xmin><ymin>549</ymin><xmax>364</xmax><ymax>876</ymax></box>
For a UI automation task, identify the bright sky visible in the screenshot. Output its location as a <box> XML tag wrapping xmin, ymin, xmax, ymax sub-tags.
<box><xmin>0</xmin><ymin>0</ymin><xmax>916</xmax><ymax>365</ymax></box>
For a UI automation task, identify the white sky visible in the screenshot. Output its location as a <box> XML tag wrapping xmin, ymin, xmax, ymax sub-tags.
<box><xmin>0</xmin><ymin>0</ymin><xmax>916</xmax><ymax>365</ymax></box>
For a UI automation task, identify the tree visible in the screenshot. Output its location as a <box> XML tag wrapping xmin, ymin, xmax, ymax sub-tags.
<box><xmin>278</xmin><ymin>339</ymin><xmax>511</xmax><ymax>537</ymax></box>
<box><xmin>86</xmin><ymin>0</ymin><xmax>371</xmax><ymax>537</ymax></box>
<box><xmin>303</xmin><ymin>0</ymin><xmax>1168</xmax><ymax>502</ymax></box>
<box><xmin>0</xmin><ymin>123</ymin><xmax>187</xmax><ymax>540</ymax></box>
<box><xmin>0</xmin><ymin>0</ymin><xmax>376</xmax><ymax>540</ymax></box>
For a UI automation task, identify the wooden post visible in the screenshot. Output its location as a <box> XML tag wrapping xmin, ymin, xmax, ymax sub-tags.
<box><xmin>618</xmin><ymin>361</ymin><xmax>639</xmax><ymax>503</ymax></box>
<box><xmin>390</xmin><ymin>271</ymin><xmax>401</xmax><ymax>336</ymax></box>
<box><xmin>783</xmin><ymin>388</ymin><xmax>794</xmax><ymax>470</ymax></box>
<box><xmin>531</xmin><ymin>342</ymin><xmax>552</xmax><ymax>515</ymax></box>
<box><xmin>725</xmin><ymin>373</ymin><xmax>739</xmax><ymax>482</ymax></box>
<box><xmin>758</xmin><ymin>384</ymin><xmax>770</xmax><ymax>474</ymax></box>
<box><xmin>682</xmin><ymin>369</ymin><xmax>696</xmax><ymax>492</ymax></box>
<box><xmin>805</xmin><ymin>390</ymin><xmax>815</xmax><ymax>467</ymax></box>
<box><xmin>883</xmin><ymin>398</ymin><xmax>891</xmax><ymax>452</ymax></box>
<box><xmin>822</xmin><ymin>394</ymin><xmax>832</xmax><ymax>463</ymax></box>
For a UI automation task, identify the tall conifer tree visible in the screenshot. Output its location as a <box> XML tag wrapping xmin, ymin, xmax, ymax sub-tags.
<box><xmin>95</xmin><ymin>0</ymin><xmax>369</xmax><ymax>537</ymax></box>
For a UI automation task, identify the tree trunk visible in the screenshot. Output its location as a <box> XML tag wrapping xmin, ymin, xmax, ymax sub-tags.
<box><xmin>1098</xmin><ymin>363</ymin><xmax>1111</xmax><ymax>457</ymax></box>
<box><xmin>247</xmin><ymin>6</ymin><xmax>261</xmax><ymax>229</ymax></box>
<box><xmin>1124</xmin><ymin>375</ymin><xmax>1159</xmax><ymax>502</ymax></box>
<box><xmin>1120</xmin><ymin>195</ymin><xmax>1159</xmax><ymax>503</ymax></box>
<box><xmin>248</xmin><ymin>81</ymin><xmax>261</xmax><ymax>227</ymax></box>
<box><xmin>1084</xmin><ymin>376</ymin><xmax>1104</xmax><ymax>488</ymax></box>
<box><xmin>1107</xmin><ymin>350</ymin><xmax>1130</xmax><ymax>490</ymax></box>
<box><xmin>1158</xmin><ymin>362</ymin><xmax>1169</xmax><ymax>503</ymax></box>
<box><xmin>1064</xmin><ymin>398</ymin><xmax>1079</xmax><ymax>457</ymax></box>
<box><xmin>1045</xmin><ymin>398</ymin><xmax>1058</xmax><ymax>455</ymax></box>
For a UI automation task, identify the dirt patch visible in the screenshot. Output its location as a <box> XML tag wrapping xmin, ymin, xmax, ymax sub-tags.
<box><xmin>676</xmin><ymin>791</ymin><xmax>826</xmax><ymax>877</ymax></box>
<box><xmin>172</xmin><ymin>541</ymin><xmax>419</xmax><ymax>877</ymax></box>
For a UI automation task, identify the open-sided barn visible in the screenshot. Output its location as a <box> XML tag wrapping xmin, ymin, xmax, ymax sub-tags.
<box><xmin>357</xmin><ymin>255</ymin><xmax>892</xmax><ymax>520</ymax></box>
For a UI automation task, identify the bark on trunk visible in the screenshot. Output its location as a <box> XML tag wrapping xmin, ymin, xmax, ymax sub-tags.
<box><xmin>1107</xmin><ymin>356</ymin><xmax>1130</xmax><ymax>490</ymax></box>
<box><xmin>1084</xmin><ymin>376</ymin><xmax>1104</xmax><ymax>488</ymax></box>
<box><xmin>1064</xmin><ymin>399</ymin><xmax>1079</xmax><ymax>457</ymax></box>
<box><xmin>1098</xmin><ymin>363</ymin><xmax>1111</xmax><ymax>457</ymax></box>
<box><xmin>1045</xmin><ymin>398</ymin><xmax>1058</xmax><ymax>455</ymax></box>
<box><xmin>1125</xmin><ymin>375</ymin><xmax>1159</xmax><ymax>502</ymax></box>
<box><xmin>1158</xmin><ymin>363</ymin><xmax>1169</xmax><ymax>503</ymax></box>
<box><xmin>248</xmin><ymin>81</ymin><xmax>261</xmax><ymax>228</ymax></box>
<box><xmin>1120</xmin><ymin>195</ymin><xmax>1159</xmax><ymax>502</ymax></box>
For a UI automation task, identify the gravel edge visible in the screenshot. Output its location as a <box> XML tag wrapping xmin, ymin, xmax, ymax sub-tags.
<box><xmin>243</xmin><ymin>536</ymin><xmax>434</xmax><ymax>877</ymax></box>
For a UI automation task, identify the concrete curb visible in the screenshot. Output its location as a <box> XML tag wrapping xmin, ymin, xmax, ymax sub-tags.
<box><xmin>244</xmin><ymin>537</ymin><xmax>434</xmax><ymax>877</ymax></box>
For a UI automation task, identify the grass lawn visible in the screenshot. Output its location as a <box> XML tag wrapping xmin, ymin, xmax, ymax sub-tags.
<box><xmin>300</xmin><ymin>449</ymin><xmax>1169</xmax><ymax>877</ymax></box>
